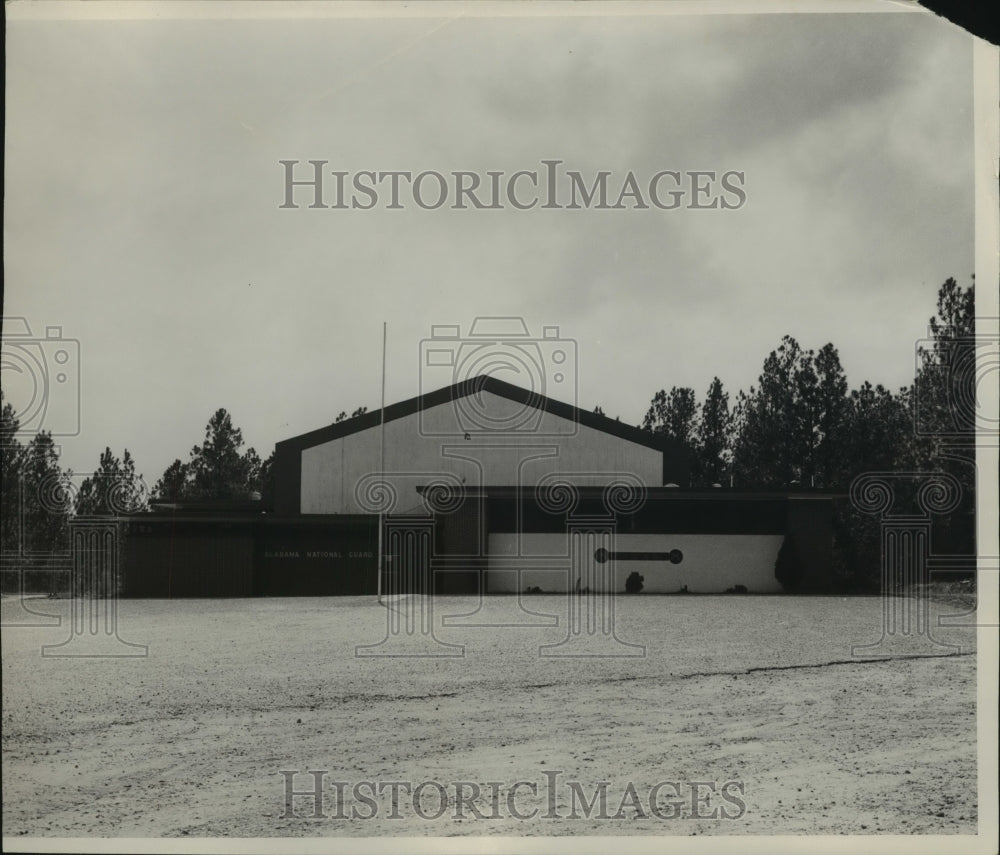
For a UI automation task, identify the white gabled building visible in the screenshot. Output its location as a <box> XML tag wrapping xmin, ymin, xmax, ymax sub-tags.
<box><xmin>268</xmin><ymin>376</ymin><xmax>835</xmax><ymax>596</ymax></box>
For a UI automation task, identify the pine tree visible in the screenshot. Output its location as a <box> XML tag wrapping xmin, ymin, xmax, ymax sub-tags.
<box><xmin>20</xmin><ymin>432</ymin><xmax>70</xmax><ymax>554</ymax></box>
<box><xmin>153</xmin><ymin>409</ymin><xmax>269</xmax><ymax>503</ymax></box>
<box><xmin>642</xmin><ymin>386</ymin><xmax>698</xmax><ymax>445</ymax></box>
<box><xmin>152</xmin><ymin>459</ymin><xmax>191</xmax><ymax>502</ymax></box>
<box><xmin>76</xmin><ymin>448</ymin><xmax>146</xmax><ymax>516</ymax></box>
<box><xmin>694</xmin><ymin>377</ymin><xmax>732</xmax><ymax>485</ymax></box>
<box><xmin>1</xmin><ymin>393</ymin><xmax>26</xmax><ymax>554</ymax></box>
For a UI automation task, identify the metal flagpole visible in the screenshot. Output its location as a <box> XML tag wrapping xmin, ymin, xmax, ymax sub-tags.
<box><xmin>377</xmin><ymin>322</ymin><xmax>387</xmax><ymax>605</ymax></box>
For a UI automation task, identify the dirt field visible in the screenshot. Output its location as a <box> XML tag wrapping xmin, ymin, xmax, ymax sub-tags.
<box><xmin>1</xmin><ymin>593</ymin><xmax>979</xmax><ymax>838</ymax></box>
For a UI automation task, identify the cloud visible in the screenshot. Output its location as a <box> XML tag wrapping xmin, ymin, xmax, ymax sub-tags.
<box><xmin>3</xmin><ymin>10</ymin><xmax>975</xmax><ymax>480</ymax></box>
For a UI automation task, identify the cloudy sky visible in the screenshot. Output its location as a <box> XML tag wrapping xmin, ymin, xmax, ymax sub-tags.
<box><xmin>4</xmin><ymin>2</ymin><xmax>977</xmax><ymax>485</ymax></box>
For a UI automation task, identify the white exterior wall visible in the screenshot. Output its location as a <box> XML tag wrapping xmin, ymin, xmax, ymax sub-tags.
<box><xmin>300</xmin><ymin>391</ymin><xmax>662</xmax><ymax>514</ymax></box>
<box><xmin>487</xmin><ymin>533</ymin><xmax>784</xmax><ymax>594</ymax></box>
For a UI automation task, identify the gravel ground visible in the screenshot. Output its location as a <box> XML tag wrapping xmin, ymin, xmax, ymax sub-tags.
<box><xmin>1</xmin><ymin>594</ymin><xmax>979</xmax><ymax>838</ymax></box>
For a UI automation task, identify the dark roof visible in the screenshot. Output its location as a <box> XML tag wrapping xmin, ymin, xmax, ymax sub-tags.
<box><xmin>147</xmin><ymin>499</ymin><xmax>263</xmax><ymax>514</ymax></box>
<box><xmin>127</xmin><ymin>512</ymin><xmax>378</xmax><ymax>527</ymax></box>
<box><xmin>417</xmin><ymin>486</ymin><xmax>845</xmax><ymax>500</ymax></box>
<box><xmin>275</xmin><ymin>375</ymin><xmax>669</xmax><ymax>454</ymax></box>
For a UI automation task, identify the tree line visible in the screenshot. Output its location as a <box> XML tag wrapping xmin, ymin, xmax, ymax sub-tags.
<box><xmin>632</xmin><ymin>278</ymin><xmax>973</xmax><ymax>493</ymax></box>
<box><xmin>1</xmin><ymin>277</ymin><xmax>976</xmax><ymax>590</ymax></box>
<box><xmin>1</xmin><ymin>403</ymin><xmax>368</xmax><ymax>566</ymax></box>
<box><xmin>620</xmin><ymin>277</ymin><xmax>976</xmax><ymax>588</ymax></box>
